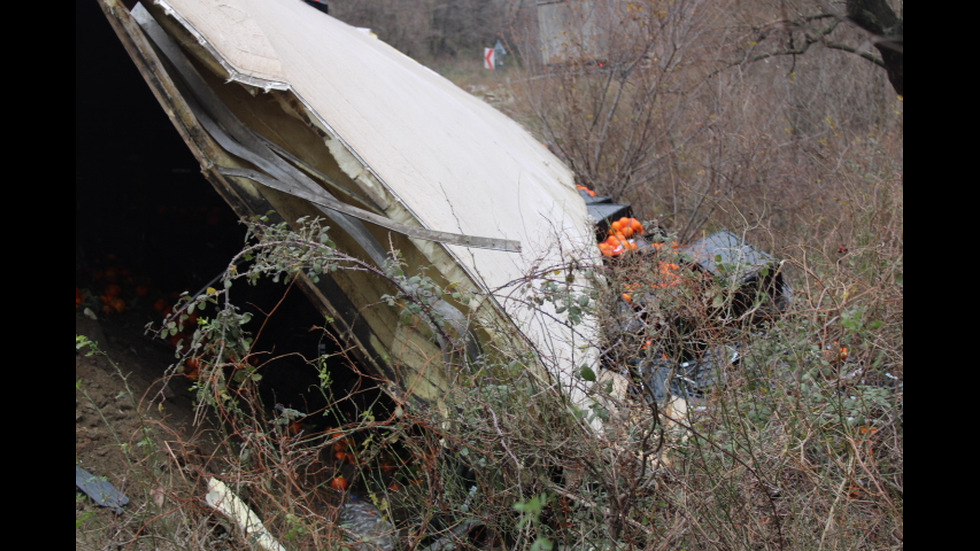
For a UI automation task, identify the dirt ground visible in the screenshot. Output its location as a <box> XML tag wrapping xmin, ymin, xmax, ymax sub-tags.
<box><xmin>74</xmin><ymin>268</ymin><xmax>397</xmax><ymax>551</ymax></box>
<box><xmin>75</xmin><ymin>306</ymin><xmax>222</xmax><ymax>550</ymax></box>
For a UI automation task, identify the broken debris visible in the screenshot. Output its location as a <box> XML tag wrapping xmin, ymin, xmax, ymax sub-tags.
<box><xmin>76</xmin><ymin>464</ymin><xmax>129</xmax><ymax>514</ymax></box>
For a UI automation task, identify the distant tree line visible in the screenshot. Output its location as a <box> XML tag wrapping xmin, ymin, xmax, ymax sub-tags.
<box><xmin>326</xmin><ymin>1</ymin><xmax>901</xmax><ymax>96</ymax></box>
<box><xmin>328</xmin><ymin>0</ymin><xmax>515</xmax><ymax>61</ymax></box>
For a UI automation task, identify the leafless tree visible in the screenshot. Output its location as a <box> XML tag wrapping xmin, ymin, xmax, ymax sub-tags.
<box><xmin>737</xmin><ymin>0</ymin><xmax>902</xmax><ymax>95</ymax></box>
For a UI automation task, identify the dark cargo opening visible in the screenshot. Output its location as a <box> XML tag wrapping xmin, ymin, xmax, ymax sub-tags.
<box><xmin>76</xmin><ymin>0</ymin><xmax>390</xmax><ymax>430</ymax></box>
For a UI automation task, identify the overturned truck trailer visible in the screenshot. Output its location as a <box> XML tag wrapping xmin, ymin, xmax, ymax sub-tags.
<box><xmin>97</xmin><ymin>0</ymin><xmax>603</xmax><ymax>417</ymax></box>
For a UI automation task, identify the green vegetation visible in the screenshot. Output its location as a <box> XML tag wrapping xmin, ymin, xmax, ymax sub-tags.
<box><xmin>103</xmin><ymin>202</ymin><xmax>899</xmax><ymax>549</ymax></box>
<box><xmin>78</xmin><ymin>1</ymin><xmax>901</xmax><ymax>549</ymax></box>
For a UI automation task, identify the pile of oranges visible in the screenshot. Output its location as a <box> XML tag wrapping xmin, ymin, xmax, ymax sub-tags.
<box><xmin>598</xmin><ymin>217</ymin><xmax>645</xmax><ymax>257</ymax></box>
<box><xmin>75</xmin><ymin>254</ymin><xmax>159</xmax><ymax>316</ymax></box>
<box><xmin>618</xmin><ymin>260</ymin><xmax>684</xmax><ymax>303</ymax></box>
<box><xmin>75</xmin><ymin>253</ymin><xmax>202</xmax><ymax>360</ymax></box>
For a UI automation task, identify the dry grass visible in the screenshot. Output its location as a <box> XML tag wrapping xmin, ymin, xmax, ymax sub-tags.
<box><xmin>77</xmin><ymin>1</ymin><xmax>901</xmax><ymax>548</ymax></box>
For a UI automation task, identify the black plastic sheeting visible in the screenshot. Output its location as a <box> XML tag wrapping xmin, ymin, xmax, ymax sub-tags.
<box><xmin>682</xmin><ymin>230</ymin><xmax>792</xmax><ymax>317</ymax></box>
<box><xmin>579</xmin><ymin>188</ymin><xmax>632</xmax><ymax>235</ymax></box>
<box><xmin>634</xmin><ymin>346</ymin><xmax>739</xmax><ymax>404</ymax></box>
<box><xmin>618</xmin><ymin>230</ymin><xmax>791</xmax><ymax>404</ymax></box>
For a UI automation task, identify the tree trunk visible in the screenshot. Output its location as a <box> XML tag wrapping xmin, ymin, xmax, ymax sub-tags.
<box><xmin>846</xmin><ymin>0</ymin><xmax>903</xmax><ymax>95</ymax></box>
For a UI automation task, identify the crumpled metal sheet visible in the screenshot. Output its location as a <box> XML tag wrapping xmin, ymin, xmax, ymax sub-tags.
<box><xmin>101</xmin><ymin>0</ymin><xmax>605</xmax><ymax>430</ymax></box>
<box><xmin>340</xmin><ymin>497</ymin><xmax>397</xmax><ymax>551</ymax></box>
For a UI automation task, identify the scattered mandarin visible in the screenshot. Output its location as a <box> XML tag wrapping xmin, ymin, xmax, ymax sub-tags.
<box><xmin>330</xmin><ymin>476</ymin><xmax>349</xmax><ymax>492</ymax></box>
